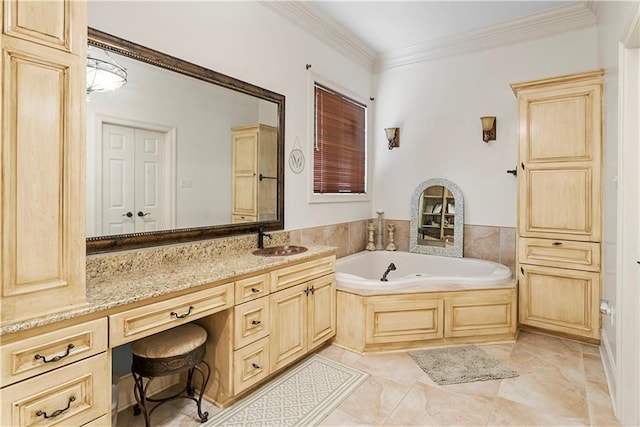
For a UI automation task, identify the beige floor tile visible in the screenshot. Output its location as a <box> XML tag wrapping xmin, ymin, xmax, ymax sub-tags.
<box><xmin>117</xmin><ymin>332</ymin><xmax>620</xmax><ymax>427</ymax></box>
<box><xmin>336</xmin><ymin>374</ymin><xmax>411</xmax><ymax>425</ymax></box>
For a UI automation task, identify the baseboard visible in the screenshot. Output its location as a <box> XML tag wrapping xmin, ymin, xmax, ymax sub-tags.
<box><xmin>599</xmin><ymin>328</ymin><xmax>618</xmax><ymax>416</ymax></box>
<box><xmin>116</xmin><ymin>372</ymin><xmax>181</xmax><ymax>411</ymax></box>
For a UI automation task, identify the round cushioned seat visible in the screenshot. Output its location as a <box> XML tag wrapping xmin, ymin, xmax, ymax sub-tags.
<box><xmin>132</xmin><ymin>323</ymin><xmax>207</xmax><ymax>359</ymax></box>
<box><xmin>131</xmin><ymin>323</ymin><xmax>210</xmax><ymax>426</ymax></box>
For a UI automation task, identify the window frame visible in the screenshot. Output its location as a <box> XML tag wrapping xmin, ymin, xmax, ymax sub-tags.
<box><xmin>307</xmin><ymin>72</ymin><xmax>370</xmax><ymax>204</ymax></box>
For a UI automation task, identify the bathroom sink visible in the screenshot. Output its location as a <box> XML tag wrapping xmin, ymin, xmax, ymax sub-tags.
<box><xmin>252</xmin><ymin>245</ymin><xmax>308</xmax><ymax>257</ymax></box>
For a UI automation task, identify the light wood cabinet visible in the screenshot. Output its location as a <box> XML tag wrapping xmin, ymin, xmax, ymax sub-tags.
<box><xmin>511</xmin><ymin>69</ymin><xmax>603</xmax><ymax>342</ymax></box>
<box><xmin>200</xmin><ymin>253</ymin><xmax>336</xmax><ymax>407</ymax></box>
<box><xmin>231</xmin><ymin>124</ymin><xmax>277</xmax><ymax>223</ymax></box>
<box><xmin>1</xmin><ymin>0</ymin><xmax>87</xmax><ymax>325</ymax></box>
<box><xmin>365</xmin><ymin>298</ymin><xmax>443</xmax><ymax>344</ymax></box>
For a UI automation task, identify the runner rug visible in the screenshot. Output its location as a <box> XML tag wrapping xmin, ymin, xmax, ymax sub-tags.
<box><xmin>204</xmin><ymin>355</ymin><xmax>368</xmax><ymax>426</ymax></box>
<box><xmin>409</xmin><ymin>345</ymin><xmax>519</xmax><ymax>385</ymax></box>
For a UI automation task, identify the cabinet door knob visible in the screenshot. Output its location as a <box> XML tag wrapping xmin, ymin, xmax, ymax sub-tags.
<box><xmin>250</xmin><ymin>287</ymin><xmax>261</xmax><ymax>293</ymax></box>
<box><xmin>252</xmin><ymin>363</ymin><xmax>261</xmax><ymax>369</ymax></box>
<box><xmin>251</xmin><ymin>320</ymin><xmax>261</xmax><ymax>325</ymax></box>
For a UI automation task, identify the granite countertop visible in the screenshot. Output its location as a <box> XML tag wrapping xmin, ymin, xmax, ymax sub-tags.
<box><xmin>1</xmin><ymin>245</ymin><xmax>336</xmax><ymax>336</ymax></box>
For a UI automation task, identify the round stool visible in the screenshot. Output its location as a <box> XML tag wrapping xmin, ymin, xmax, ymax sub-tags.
<box><xmin>131</xmin><ymin>323</ymin><xmax>210</xmax><ymax>426</ymax></box>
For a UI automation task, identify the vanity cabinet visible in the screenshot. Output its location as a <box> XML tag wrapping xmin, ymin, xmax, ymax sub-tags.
<box><xmin>0</xmin><ymin>319</ymin><xmax>110</xmax><ymax>426</ymax></box>
<box><xmin>202</xmin><ymin>254</ymin><xmax>336</xmax><ymax>406</ymax></box>
<box><xmin>231</xmin><ymin>124</ymin><xmax>277</xmax><ymax>223</ymax></box>
<box><xmin>511</xmin><ymin>69</ymin><xmax>603</xmax><ymax>342</ymax></box>
<box><xmin>0</xmin><ymin>0</ymin><xmax>87</xmax><ymax>325</ymax></box>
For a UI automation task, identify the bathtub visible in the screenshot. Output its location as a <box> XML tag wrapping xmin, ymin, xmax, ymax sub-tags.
<box><xmin>336</xmin><ymin>251</ymin><xmax>513</xmax><ymax>295</ymax></box>
<box><xmin>334</xmin><ymin>251</ymin><xmax>517</xmax><ymax>353</ymax></box>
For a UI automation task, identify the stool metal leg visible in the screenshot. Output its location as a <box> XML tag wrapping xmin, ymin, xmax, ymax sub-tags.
<box><xmin>190</xmin><ymin>360</ymin><xmax>211</xmax><ymax>423</ymax></box>
<box><xmin>132</xmin><ymin>366</ymin><xmax>152</xmax><ymax>427</ymax></box>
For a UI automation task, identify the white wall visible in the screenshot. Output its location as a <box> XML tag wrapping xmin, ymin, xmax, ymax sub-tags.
<box><xmin>372</xmin><ymin>28</ymin><xmax>598</xmax><ymax>227</ymax></box>
<box><xmin>594</xmin><ymin>1</ymin><xmax>640</xmax><ymax>422</ymax></box>
<box><xmin>88</xmin><ymin>1</ymin><xmax>374</xmax><ymax>231</ymax></box>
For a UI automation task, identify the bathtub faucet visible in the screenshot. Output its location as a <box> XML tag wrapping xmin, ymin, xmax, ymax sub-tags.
<box><xmin>380</xmin><ymin>263</ymin><xmax>396</xmax><ymax>281</ymax></box>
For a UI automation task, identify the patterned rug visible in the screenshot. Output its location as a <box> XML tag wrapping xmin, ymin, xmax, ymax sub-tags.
<box><xmin>204</xmin><ymin>355</ymin><xmax>368</xmax><ymax>426</ymax></box>
<box><xmin>409</xmin><ymin>345</ymin><xmax>519</xmax><ymax>385</ymax></box>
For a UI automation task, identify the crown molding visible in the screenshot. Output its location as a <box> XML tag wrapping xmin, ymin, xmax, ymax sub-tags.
<box><xmin>374</xmin><ymin>2</ymin><xmax>597</xmax><ymax>72</ymax></box>
<box><xmin>260</xmin><ymin>1</ymin><xmax>376</xmax><ymax>70</ymax></box>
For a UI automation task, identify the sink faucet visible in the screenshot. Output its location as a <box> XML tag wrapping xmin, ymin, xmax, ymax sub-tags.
<box><xmin>257</xmin><ymin>226</ymin><xmax>272</xmax><ymax>249</ymax></box>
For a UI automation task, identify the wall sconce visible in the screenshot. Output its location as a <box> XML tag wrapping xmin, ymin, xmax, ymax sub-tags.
<box><xmin>480</xmin><ymin>116</ymin><xmax>496</xmax><ymax>143</ymax></box>
<box><xmin>385</xmin><ymin>127</ymin><xmax>400</xmax><ymax>150</ymax></box>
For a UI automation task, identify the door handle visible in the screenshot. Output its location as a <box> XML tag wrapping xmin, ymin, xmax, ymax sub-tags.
<box><xmin>137</xmin><ymin>211</ymin><xmax>150</xmax><ymax>217</ymax></box>
<box><xmin>122</xmin><ymin>212</ymin><xmax>133</xmax><ymax>218</ymax></box>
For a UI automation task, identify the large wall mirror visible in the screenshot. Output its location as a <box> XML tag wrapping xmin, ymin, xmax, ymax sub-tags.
<box><xmin>86</xmin><ymin>28</ymin><xmax>285</xmax><ymax>254</ymax></box>
<box><xmin>409</xmin><ymin>178</ymin><xmax>464</xmax><ymax>257</ymax></box>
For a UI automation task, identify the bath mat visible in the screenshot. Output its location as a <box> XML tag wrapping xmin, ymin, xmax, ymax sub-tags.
<box><xmin>204</xmin><ymin>354</ymin><xmax>368</xmax><ymax>426</ymax></box>
<box><xmin>409</xmin><ymin>345</ymin><xmax>518</xmax><ymax>385</ymax></box>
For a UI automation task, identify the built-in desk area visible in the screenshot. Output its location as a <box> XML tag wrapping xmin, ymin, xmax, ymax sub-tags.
<box><xmin>0</xmin><ymin>245</ymin><xmax>337</xmax><ymax>426</ymax></box>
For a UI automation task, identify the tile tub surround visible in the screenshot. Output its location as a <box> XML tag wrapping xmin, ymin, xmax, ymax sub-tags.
<box><xmin>289</xmin><ymin>220</ymin><xmax>514</xmax><ymax>271</ymax></box>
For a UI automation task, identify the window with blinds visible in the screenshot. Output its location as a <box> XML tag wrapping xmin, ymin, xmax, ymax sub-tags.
<box><xmin>313</xmin><ymin>83</ymin><xmax>367</xmax><ymax>194</ymax></box>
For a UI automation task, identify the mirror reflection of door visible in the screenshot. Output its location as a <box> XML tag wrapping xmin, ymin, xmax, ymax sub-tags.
<box><xmin>418</xmin><ymin>185</ymin><xmax>455</xmax><ymax>247</ymax></box>
<box><xmin>100</xmin><ymin>123</ymin><xmax>172</xmax><ymax>235</ymax></box>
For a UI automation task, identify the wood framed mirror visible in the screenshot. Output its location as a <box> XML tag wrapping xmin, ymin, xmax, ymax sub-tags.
<box><xmin>409</xmin><ymin>178</ymin><xmax>464</xmax><ymax>257</ymax></box>
<box><xmin>86</xmin><ymin>28</ymin><xmax>285</xmax><ymax>254</ymax></box>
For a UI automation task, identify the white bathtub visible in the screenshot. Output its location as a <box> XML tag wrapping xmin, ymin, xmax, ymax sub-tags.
<box><xmin>336</xmin><ymin>251</ymin><xmax>513</xmax><ymax>295</ymax></box>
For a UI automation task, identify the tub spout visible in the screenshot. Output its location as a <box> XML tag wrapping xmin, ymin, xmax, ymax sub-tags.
<box><xmin>380</xmin><ymin>263</ymin><xmax>396</xmax><ymax>281</ymax></box>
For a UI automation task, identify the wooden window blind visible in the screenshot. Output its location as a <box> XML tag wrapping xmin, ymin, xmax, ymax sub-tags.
<box><xmin>314</xmin><ymin>83</ymin><xmax>366</xmax><ymax>194</ymax></box>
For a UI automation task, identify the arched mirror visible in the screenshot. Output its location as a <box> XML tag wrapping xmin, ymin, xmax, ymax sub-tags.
<box><xmin>409</xmin><ymin>178</ymin><xmax>464</xmax><ymax>257</ymax></box>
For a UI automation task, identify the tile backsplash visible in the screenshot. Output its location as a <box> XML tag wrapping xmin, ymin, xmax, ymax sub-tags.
<box><xmin>87</xmin><ymin>219</ymin><xmax>516</xmax><ymax>277</ymax></box>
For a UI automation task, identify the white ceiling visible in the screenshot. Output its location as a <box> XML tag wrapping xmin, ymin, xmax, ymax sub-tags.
<box><xmin>310</xmin><ymin>1</ymin><xmax>574</xmax><ymax>54</ymax></box>
<box><xmin>262</xmin><ymin>1</ymin><xmax>596</xmax><ymax>70</ymax></box>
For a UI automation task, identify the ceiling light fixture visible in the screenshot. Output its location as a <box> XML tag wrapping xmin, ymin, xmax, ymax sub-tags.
<box><xmin>86</xmin><ymin>46</ymin><xmax>127</xmax><ymax>94</ymax></box>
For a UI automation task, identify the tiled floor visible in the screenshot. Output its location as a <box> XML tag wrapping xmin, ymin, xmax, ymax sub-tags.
<box><xmin>116</xmin><ymin>331</ymin><xmax>619</xmax><ymax>426</ymax></box>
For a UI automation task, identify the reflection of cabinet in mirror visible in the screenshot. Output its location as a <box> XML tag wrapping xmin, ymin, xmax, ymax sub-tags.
<box><xmin>419</xmin><ymin>186</ymin><xmax>455</xmax><ymax>247</ymax></box>
<box><xmin>232</xmin><ymin>124</ymin><xmax>277</xmax><ymax>223</ymax></box>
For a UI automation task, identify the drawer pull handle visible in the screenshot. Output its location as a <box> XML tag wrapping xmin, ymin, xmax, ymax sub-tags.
<box><xmin>251</xmin><ymin>320</ymin><xmax>261</xmax><ymax>325</ymax></box>
<box><xmin>552</xmin><ymin>242</ymin><xmax>563</xmax><ymax>246</ymax></box>
<box><xmin>250</xmin><ymin>287</ymin><xmax>261</xmax><ymax>293</ymax></box>
<box><xmin>252</xmin><ymin>363</ymin><xmax>261</xmax><ymax>369</ymax></box>
<box><xmin>170</xmin><ymin>306</ymin><xmax>194</xmax><ymax>319</ymax></box>
<box><xmin>36</xmin><ymin>396</ymin><xmax>75</xmax><ymax>419</ymax></box>
<box><xmin>34</xmin><ymin>343</ymin><xmax>74</xmax><ymax>363</ymax></box>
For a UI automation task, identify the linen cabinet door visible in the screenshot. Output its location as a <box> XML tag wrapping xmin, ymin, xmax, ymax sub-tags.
<box><xmin>269</xmin><ymin>283</ymin><xmax>307</xmax><ymax>373</ymax></box>
<box><xmin>0</xmin><ymin>0</ymin><xmax>87</xmax><ymax>325</ymax></box>
<box><xmin>516</xmin><ymin>81</ymin><xmax>602</xmax><ymax>241</ymax></box>
<box><xmin>307</xmin><ymin>274</ymin><xmax>336</xmax><ymax>351</ymax></box>
<box><xmin>519</xmin><ymin>264</ymin><xmax>600</xmax><ymax>340</ymax></box>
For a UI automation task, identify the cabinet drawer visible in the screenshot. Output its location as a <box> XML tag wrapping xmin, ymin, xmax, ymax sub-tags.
<box><xmin>234</xmin><ymin>297</ymin><xmax>270</xmax><ymax>350</ymax></box>
<box><xmin>235</xmin><ymin>273</ymin><xmax>270</xmax><ymax>304</ymax></box>
<box><xmin>519</xmin><ymin>238</ymin><xmax>600</xmax><ymax>271</ymax></box>
<box><xmin>270</xmin><ymin>255</ymin><xmax>335</xmax><ymax>293</ymax></box>
<box><xmin>1</xmin><ymin>353</ymin><xmax>110</xmax><ymax>427</ymax></box>
<box><xmin>1</xmin><ymin>318</ymin><xmax>108</xmax><ymax>387</ymax></box>
<box><xmin>109</xmin><ymin>283</ymin><xmax>234</xmax><ymax>347</ymax></box>
<box><xmin>233</xmin><ymin>337</ymin><xmax>270</xmax><ymax>394</ymax></box>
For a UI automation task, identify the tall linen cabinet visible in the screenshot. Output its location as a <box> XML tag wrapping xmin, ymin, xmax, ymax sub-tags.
<box><xmin>1</xmin><ymin>0</ymin><xmax>87</xmax><ymax>324</ymax></box>
<box><xmin>511</xmin><ymin>69</ymin><xmax>603</xmax><ymax>343</ymax></box>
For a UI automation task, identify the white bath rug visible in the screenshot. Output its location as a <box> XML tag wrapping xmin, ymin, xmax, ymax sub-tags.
<box><xmin>204</xmin><ymin>355</ymin><xmax>368</xmax><ymax>426</ymax></box>
<box><xmin>409</xmin><ymin>345</ymin><xmax>518</xmax><ymax>385</ymax></box>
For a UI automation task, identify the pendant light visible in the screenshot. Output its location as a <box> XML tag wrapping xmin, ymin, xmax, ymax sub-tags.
<box><xmin>86</xmin><ymin>46</ymin><xmax>127</xmax><ymax>94</ymax></box>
